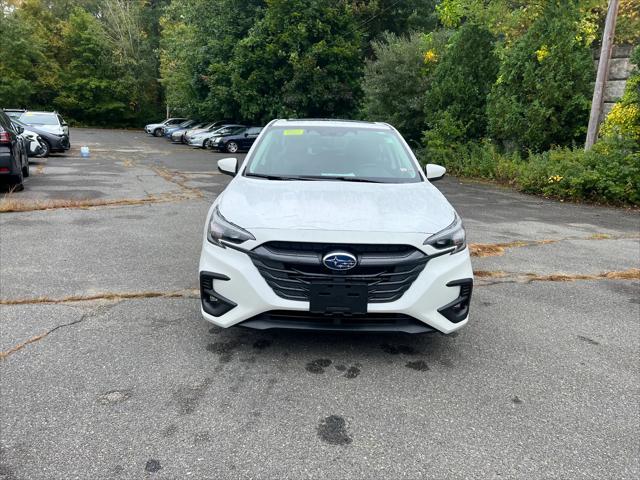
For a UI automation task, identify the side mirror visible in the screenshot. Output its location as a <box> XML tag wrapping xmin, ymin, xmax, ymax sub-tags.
<box><xmin>218</xmin><ymin>157</ymin><xmax>238</xmax><ymax>176</ymax></box>
<box><xmin>244</xmin><ymin>133</ymin><xmax>249</xmax><ymax>137</ymax></box>
<box><xmin>16</xmin><ymin>125</ymin><xmax>24</xmax><ymax>134</ymax></box>
<box><xmin>425</xmin><ymin>164</ymin><xmax>446</xmax><ymax>182</ymax></box>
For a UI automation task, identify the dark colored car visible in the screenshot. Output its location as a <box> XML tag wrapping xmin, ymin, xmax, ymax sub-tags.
<box><xmin>18</xmin><ymin>111</ymin><xmax>70</xmax><ymax>153</ymax></box>
<box><xmin>208</xmin><ymin>126</ymin><xmax>263</xmax><ymax>153</ymax></box>
<box><xmin>0</xmin><ymin>111</ymin><xmax>29</xmax><ymax>190</ymax></box>
<box><xmin>13</xmin><ymin>119</ymin><xmax>65</xmax><ymax>157</ymax></box>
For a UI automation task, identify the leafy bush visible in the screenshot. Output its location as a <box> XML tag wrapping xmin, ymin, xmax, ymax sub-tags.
<box><xmin>425</xmin><ymin>137</ymin><xmax>640</xmax><ymax>206</ymax></box>
<box><xmin>423</xmin><ymin>23</ymin><xmax>498</xmax><ymax>149</ymax></box>
<box><xmin>487</xmin><ymin>1</ymin><xmax>594</xmax><ymax>153</ymax></box>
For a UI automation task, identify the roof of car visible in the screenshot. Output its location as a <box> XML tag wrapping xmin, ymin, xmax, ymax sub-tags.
<box><xmin>272</xmin><ymin>118</ymin><xmax>392</xmax><ymax>130</ymax></box>
<box><xmin>20</xmin><ymin>111</ymin><xmax>60</xmax><ymax>116</ymax></box>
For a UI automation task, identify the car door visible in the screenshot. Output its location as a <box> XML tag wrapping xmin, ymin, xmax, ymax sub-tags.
<box><xmin>242</xmin><ymin>127</ymin><xmax>262</xmax><ymax>149</ymax></box>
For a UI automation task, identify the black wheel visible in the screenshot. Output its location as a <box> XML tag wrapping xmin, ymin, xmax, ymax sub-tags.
<box><xmin>226</xmin><ymin>141</ymin><xmax>238</xmax><ymax>153</ymax></box>
<box><xmin>153</xmin><ymin>128</ymin><xmax>162</xmax><ymax>137</ymax></box>
<box><xmin>23</xmin><ymin>161</ymin><xmax>29</xmax><ymax>178</ymax></box>
<box><xmin>38</xmin><ymin>140</ymin><xmax>50</xmax><ymax>158</ymax></box>
<box><xmin>204</xmin><ymin>138</ymin><xmax>211</xmax><ymax>149</ymax></box>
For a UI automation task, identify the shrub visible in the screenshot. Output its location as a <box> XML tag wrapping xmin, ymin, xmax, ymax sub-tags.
<box><xmin>423</xmin><ymin>23</ymin><xmax>498</xmax><ymax>148</ymax></box>
<box><xmin>424</xmin><ymin>137</ymin><xmax>640</xmax><ymax>206</ymax></box>
<box><xmin>486</xmin><ymin>1</ymin><xmax>594</xmax><ymax>153</ymax></box>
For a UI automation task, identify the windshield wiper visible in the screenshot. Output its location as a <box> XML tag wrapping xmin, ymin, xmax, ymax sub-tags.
<box><xmin>244</xmin><ymin>173</ymin><xmax>315</xmax><ymax>181</ymax></box>
<box><xmin>298</xmin><ymin>176</ymin><xmax>383</xmax><ymax>183</ymax></box>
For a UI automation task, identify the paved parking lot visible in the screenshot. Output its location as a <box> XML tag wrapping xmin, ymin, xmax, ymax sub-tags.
<box><xmin>1</xmin><ymin>128</ymin><xmax>638</xmax><ymax>479</ymax></box>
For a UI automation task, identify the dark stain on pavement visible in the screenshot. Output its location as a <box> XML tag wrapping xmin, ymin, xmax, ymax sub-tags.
<box><xmin>306</xmin><ymin>358</ymin><xmax>332</xmax><ymax>374</ymax></box>
<box><xmin>162</xmin><ymin>424</ymin><xmax>178</xmax><ymax>437</ymax></box>
<box><xmin>145</xmin><ymin>459</ymin><xmax>162</xmax><ymax>473</ymax></box>
<box><xmin>334</xmin><ymin>364</ymin><xmax>347</xmax><ymax>372</ymax></box>
<box><xmin>512</xmin><ymin>396</ymin><xmax>524</xmax><ymax>405</ymax></box>
<box><xmin>405</xmin><ymin>360</ymin><xmax>430</xmax><ymax>371</ymax></box>
<box><xmin>253</xmin><ymin>339</ymin><xmax>271</xmax><ymax>350</ymax></box>
<box><xmin>577</xmin><ymin>335</ymin><xmax>600</xmax><ymax>345</ymax></box>
<box><xmin>317</xmin><ymin>415</ymin><xmax>353</xmax><ymax>445</ymax></box>
<box><xmin>344</xmin><ymin>366</ymin><xmax>361</xmax><ymax>379</ymax></box>
<box><xmin>380</xmin><ymin>344</ymin><xmax>417</xmax><ymax>355</ymax></box>
<box><xmin>174</xmin><ymin>377</ymin><xmax>214</xmax><ymax>415</ymax></box>
<box><xmin>207</xmin><ymin>341</ymin><xmax>241</xmax><ymax>363</ymax></box>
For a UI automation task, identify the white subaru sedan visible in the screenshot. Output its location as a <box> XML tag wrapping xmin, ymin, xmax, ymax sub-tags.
<box><xmin>198</xmin><ymin>119</ymin><xmax>473</xmax><ymax>334</ymax></box>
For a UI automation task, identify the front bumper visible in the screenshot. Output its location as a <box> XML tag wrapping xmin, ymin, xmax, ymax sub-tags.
<box><xmin>198</xmin><ymin>231</ymin><xmax>473</xmax><ymax>334</ymax></box>
<box><xmin>48</xmin><ymin>134</ymin><xmax>70</xmax><ymax>152</ymax></box>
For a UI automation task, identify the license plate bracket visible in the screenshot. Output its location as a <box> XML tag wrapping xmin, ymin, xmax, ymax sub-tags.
<box><xmin>309</xmin><ymin>282</ymin><xmax>368</xmax><ymax>315</ymax></box>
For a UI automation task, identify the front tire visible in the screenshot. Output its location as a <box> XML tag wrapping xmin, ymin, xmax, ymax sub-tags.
<box><xmin>226</xmin><ymin>141</ymin><xmax>238</xmax><ymax>153</ymax></box>
<box><xmin>153</xmin><ymin>128</ymin><xmax>162</xmax><ymax>137</ymax></box>
<box><xmin>38</xmin><ymin>140</ymin><xmax>51</xmax><ymax>158</ymax></box>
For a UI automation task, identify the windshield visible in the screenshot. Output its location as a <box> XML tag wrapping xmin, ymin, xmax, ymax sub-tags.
<box><xmin>214</xmin><ymin>126</ymin><xmax>245</xmax><ymax>137</ymax></box>
<box><xmin>19</xmin><ymin>112</ymin><xmax>59</xmax><ymax>125</ymax></box>
<box><xmin>244</xmin><ymin>125</ymin><xmax>422</xmax><ymax>183</ymax></box>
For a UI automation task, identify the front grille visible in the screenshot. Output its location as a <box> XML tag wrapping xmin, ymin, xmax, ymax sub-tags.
<box><xmin>251</xmin><ymin>242</ymin><xmax>428</xmax><ymax>303</ymax></box>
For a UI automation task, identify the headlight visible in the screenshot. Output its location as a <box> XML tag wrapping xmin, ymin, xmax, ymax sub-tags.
<box><xmin>207</xmin><ymin>206</ymin><xmax>255</xmax><ymax>247</ymax></box>
<box><xmin>211</xmin><ymin>137</ymin><xmax>220</xmax><ymax>142</ymax></box>
<box><xmin>424</xmin><ymin>213</ymin><xmax>466</xmax><ymax>253</ymax></box>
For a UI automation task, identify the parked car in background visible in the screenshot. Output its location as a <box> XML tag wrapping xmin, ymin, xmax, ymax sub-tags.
<box><xmin>163</xmin><ymin>119</ymin><xmax>198</xmax><ymax>139</ymax></box>
<box><xmin>208</xmin><ymin>126</ymin><xmax>263</xmax><ymax>153</ymax></box>
<box><xmin>18</xmin><ymin>111</ymin><xmax>70</xmax><ymax>153</ymax></box>
<box><xmin>144</xmin><ymin>117</ymin><xmax>186</xmax><ymax>137</ymax></box>
<box><xmin>17</xmin><ymin>125</ymin><xmax>46</xmax><ymax>157</ymax></box>
<box><xmin>170</xmin><ymin>122</ymin><xmax>207</xmax><ymax>143</ymax></box>
<box><xmin>14</xmin><ymin>117</ymin><xmax>69</xmax><ymax>156</ymax></box>
<box><xmin>188</xmin><ymin>124</ymin><xmax>245</xmax><ymax>148</ymax></box>
<box><xmin>0</xmin><ymin>111</ymin><xmax>29</xmax><ymax>190</ymax></box>
<box><xmin>2</xmin><ymin>108</ymin><xmax>26</xmax><ymax>120</ymax></box>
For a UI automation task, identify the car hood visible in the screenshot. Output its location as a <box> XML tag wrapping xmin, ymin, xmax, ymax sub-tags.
<box><xmin>218</xmin><ymin>177</ymin><xmax>455</xmax><ymax>234</ymax></box>
<box><xmin>24</xmin><ymin>124</ymin><xmax>63</xmax><ymax>135</ymax></box>
<box><xmin>188</xmin><ymin>128</ymin><xmax>211</xmax><ymax>136</ymax></box>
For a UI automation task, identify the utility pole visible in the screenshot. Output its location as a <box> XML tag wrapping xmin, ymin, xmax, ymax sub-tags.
<box><xmin>585</xmin><ymin>0</ymin><xmax>619</xmax><ymax>150</ymax></box>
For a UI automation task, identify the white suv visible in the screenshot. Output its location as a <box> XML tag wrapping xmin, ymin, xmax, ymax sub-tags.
<box><xmin>199</xmin><ymin>119</ymin><xmax>473</xmax><ymax>334</ymax></box>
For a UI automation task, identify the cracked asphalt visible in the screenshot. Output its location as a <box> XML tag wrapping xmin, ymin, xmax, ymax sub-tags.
<box><xmin>0</xmin><ymin>128</ymin><xmax>639</xmax><ymax>479</ymax></box>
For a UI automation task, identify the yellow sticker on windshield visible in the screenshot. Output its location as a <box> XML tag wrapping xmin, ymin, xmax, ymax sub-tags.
<box><xmin>283</xmin><ymin>129</ymin><xmax>304</xmax><ymax>136</ymax></box>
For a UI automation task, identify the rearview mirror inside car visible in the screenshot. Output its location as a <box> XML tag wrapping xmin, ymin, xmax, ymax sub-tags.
<box><xmin>218</xmin><ymin>157</ymin><xmax>238</xmax><ymax>176</ymax></box>
<box><xmin>425</xmin><ymin>164</ymin><xmax>446</xmax><ymax>181</ymax></box>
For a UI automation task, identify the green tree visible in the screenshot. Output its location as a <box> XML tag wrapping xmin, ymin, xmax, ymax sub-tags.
<box><xmin>230</xmin><ymin>0</ymin><xmax>363</xmax><ymax>123</ymax></box>
<box><xmin>0</xmin><ymin>10</ymin><xmax>46</xmax><ymax>107</ymax></box>
<box><xmin>361</xmin><ymin>31</ymin><xmax>444</xmax><ymax>143</ymax></box>
<box><xmin>54</xmin><ymin>8</ymin><xmax>127</xmax><ymax>124</ymax></box>
<box><xmin>486</xmin><ymin>1</ymin><xmax>594</xmax><ymax>152</ymax></box>
<box><xmin>423</xmin><ymin>23</ymin><xmax>498</xmax><ymax>149</ymax></box>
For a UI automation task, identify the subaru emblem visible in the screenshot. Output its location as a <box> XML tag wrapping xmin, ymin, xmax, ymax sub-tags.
<box><xmin>322</xmin><ymin>251</ymin><xmax>357</xmax><ymax>271</ymax></box>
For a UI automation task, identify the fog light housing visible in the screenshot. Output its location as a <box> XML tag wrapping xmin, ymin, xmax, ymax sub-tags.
<box><xmin>438</xmin><ymin>278</ymin><xmax>473</xmax><ymax>323</ymax></box>
<box><xmin>200</xmin><ymin>271</ymin><xmax>236</xmax><ymax>317</ymax></box>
